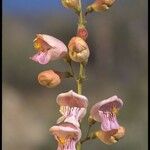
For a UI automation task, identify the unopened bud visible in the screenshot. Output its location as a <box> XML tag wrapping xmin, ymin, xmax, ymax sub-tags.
<box><xmin>95</xmin><ymin>126</ymin><xmax>125</xmax><ymax>145</ymax></box>
<box><xmin>68</xmin><ymin>36</ymin><xmax>90</xmax><ymax>63</ymax></box>
<box><xmin>61</xmin><ymin>0</ymin><xmax>80</xmax><ymax>13</ymax></box>
<box><xmin>77</xmin><ymin>25</ymin><xmax>88</xmax><ymax>40</ymax></box>
<box><xmin>86</xmin><ymin>0</ymin><xmax>115</xmax><ymax>15</ymax></box>
<box><xmin>38</xmin><ymin>70</ymin><xmax>62</xmax><ymax>88</ymax></box>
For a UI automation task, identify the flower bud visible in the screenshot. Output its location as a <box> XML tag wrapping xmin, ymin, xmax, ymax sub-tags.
<box><xmin>95</xmin><ymin>126</ymin><xmax>125</xmax><ymax>145</ymax></box>
<box><xmin>61</xmin><ymin>0</ymin><xmax>80</xmax><ymax>13</ymax></box>
<box><xmin>77</xmin><ymin>25</ymin><xmax>88</xmax><ymax>40</ymax></box>
<box><xmin>68</xmin><ymin>36</ymin><xmax>90</xmax><ymax>63</ymax></box>
<box><xmin>38</xmin><ymin>70</ymin><xmax>62</xmax><ymax>88</ymax></box>
<box><xmin>86</xmin><ymin>0</ymin><xmax>115</xmax><ymax>15</ymax></box>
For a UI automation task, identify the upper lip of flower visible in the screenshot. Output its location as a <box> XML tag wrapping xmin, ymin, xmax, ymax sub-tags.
<box><xmin>90</xmin><ymin>95</ymin><xmax>123</xmax><ymax>122</ymax></box>
<box><xmin>56</xmin><ymin>90</ymin><xmax>88</xmax><ymax>108</ymax></box>
<box><xmin>34</xmin><ymin>34</ymin><xmax>60</xmax><ymax>49</ymax></box>
<box><xmin>33</xmin><ymin>34</ymin><xmax>53</xmax><ymax>51</ymax></box>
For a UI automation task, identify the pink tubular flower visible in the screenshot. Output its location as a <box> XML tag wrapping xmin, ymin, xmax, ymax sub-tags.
<box><xmin>56</xmin><ymin>90</ymin><xmax>88</xmax><ymax>127</ymax></box>
<box><xmin>30</xmin><ymin>34</ymin><xmax>68</xmax><ymax>64</ymax></box>
<box><xmin>49</xmin><ymin>122</ymin><xmax>81</xmax><ymax>150</ymax></box>
<box><xmin>90</xmin><ymin>95</ymin><xmax>123</xmax><ymax>131</ymax></box>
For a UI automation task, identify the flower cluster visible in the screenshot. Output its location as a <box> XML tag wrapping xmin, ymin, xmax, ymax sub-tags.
<box><xmin>30</xmin><ymin>0</ymin><xmax>126</xmax><ymax>149</ymax></box>
<box><xmin>49</xmin><ymin>93</ymin><xmax>125</xmax><ymax>149</ymax></box>
<box><xmin>50</xmin><ymin>90</ymin><xmax>88</xmax><ymax>149</ymax></box>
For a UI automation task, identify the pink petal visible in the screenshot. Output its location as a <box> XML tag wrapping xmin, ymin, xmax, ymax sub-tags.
<box><xmin>57</xmin><ymin>106</ymin><xmax>86</xmax><ymax>127</ymax></box>
<box><xmin>49</xmin><ymin>48</ymin><xmax>67</xmax><ymax>61</ymax></box>
<box><xmin>99</xmin><ymin>111</ymin><xmax>120</xmax><ymax>131</ymax></box>
<box><xmin>56</xmin><ymin>90</ymin><xmax>88</xmax><ymax>108</ymax></box>
<box><xmin>30</xmin><ymin>51</ymin><xmax>51</xmax><ymax>64</ymax></box>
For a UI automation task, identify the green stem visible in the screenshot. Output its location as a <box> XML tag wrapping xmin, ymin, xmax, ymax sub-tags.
<box><xmin>81</xmin><ymin>136</ymin><xmax>91</xmax><ymax>144</ymax></box>
<box><xmin>77</xmin><ymin>63</ymin><xmax>84</xmax><ymax>94</ymax></box>
<box><xmin>81</xmin><ymin>132</ymin><xmax>97</xmax><ymax>144</ymax></box>
<box><xmin>76</xmin><ymin>1</ymin><xmax>85</xmax><ymax>149</ymax></box>
<box><xmin>80</xmin><ymin>124</ymin><xmax>92</xmax><ymax>144</ymax></box>
<box><xmin>76</xmin><ymin>142</ymin><xmax>81</xmax><ymax>150</ymax></box>
<box><xmin>79</xmin><ymin>0</ymin><xmax>84</xmax><ymax>26</ymax></box>
<box><xmin>86</xmin><ymin>125</ymin><xmax>92</xmax><ymax>138</ymax></box>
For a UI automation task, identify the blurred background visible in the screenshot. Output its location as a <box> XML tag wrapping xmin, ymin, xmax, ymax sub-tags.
<box><xmin>2</xmin><ymin>0</ymin><xmax>148</xmax><ymax>150</ymax></box>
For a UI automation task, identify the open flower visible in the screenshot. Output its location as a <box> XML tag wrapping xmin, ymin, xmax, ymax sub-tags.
<box><xmin>90</xmin><ymin>95</ymin><xmax>123</xmax><ymax>131</ymax></box>
<box><xmin>49</xmin><ymin>122</ymin><xmax>81</xmax><ymax>150</ymax></box>
<box><xmin>68</xmin><ymin>36</ymin><xmax>90</xmax><ymax>63</ymax></box>
<box><xmin>56</xmin><ymin>90</ymin><xmax>88</xmax><ymax>127</ymax></box>
<box><xmin>30</xmin><ymin>34</ymin><xmax>68</xmax><ymax>64</ymax></box>
<box><xmin>86</xmin><ymin>0</ymin><xmax>115</xmax><ymax>15</ymax></box>
<box><xmin>38</xmin><ymin>70</ymin><xmax>63</xmax><ymax>88</ymax></box>
<box><xmin>95</xmin><ymin>126</ymin><xmax>125</xmax><ymax>145</ymax></box>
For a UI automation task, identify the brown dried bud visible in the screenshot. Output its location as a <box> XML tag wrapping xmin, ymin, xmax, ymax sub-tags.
<box><xmin>95</xmin><ymin>126</ymin><xmax>125</xmax><ymax>145</ymax></box>
<box><xmin>68</xmin><ymin>36</ymin><xmax>90</xmax><ymax>63</ymax></box>
<box><xmin>86</xmin><ymin>0</ymin><xmax>115</xmax><ymax>15</ymax></box>
<box><xmin>61</xmin><ymin>0</ymin><xmax>80</xmax><ymax>12</ymax></box>
<box><xmin>38</xmin><ymin>70</ymin><xmax>62</xmax><ymax>88</ymax></box>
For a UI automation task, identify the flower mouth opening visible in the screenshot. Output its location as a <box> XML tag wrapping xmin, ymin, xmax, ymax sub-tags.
<box><xmin>98</xmin><ymin>96</ymin><xmax>123</xmax><ymax>113</ymax></box>
<box><xmin>101</xmin><ymin>104</ymin><xmax>119</xmax><ymax>116</ymax></box>
<box><xmin>112</xmin><ymin>106</ymin><xmax>119</xmax><ymax>116</ymax></box>
<box><xmin>33</xmin><ymin>37</ymin><xmax>52</xmax><ymax>52</ymax></box>
<box><xmin>57</xmin><ymin>136</ymin><xmax>67</xmax><ymax>145</ymax></box>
